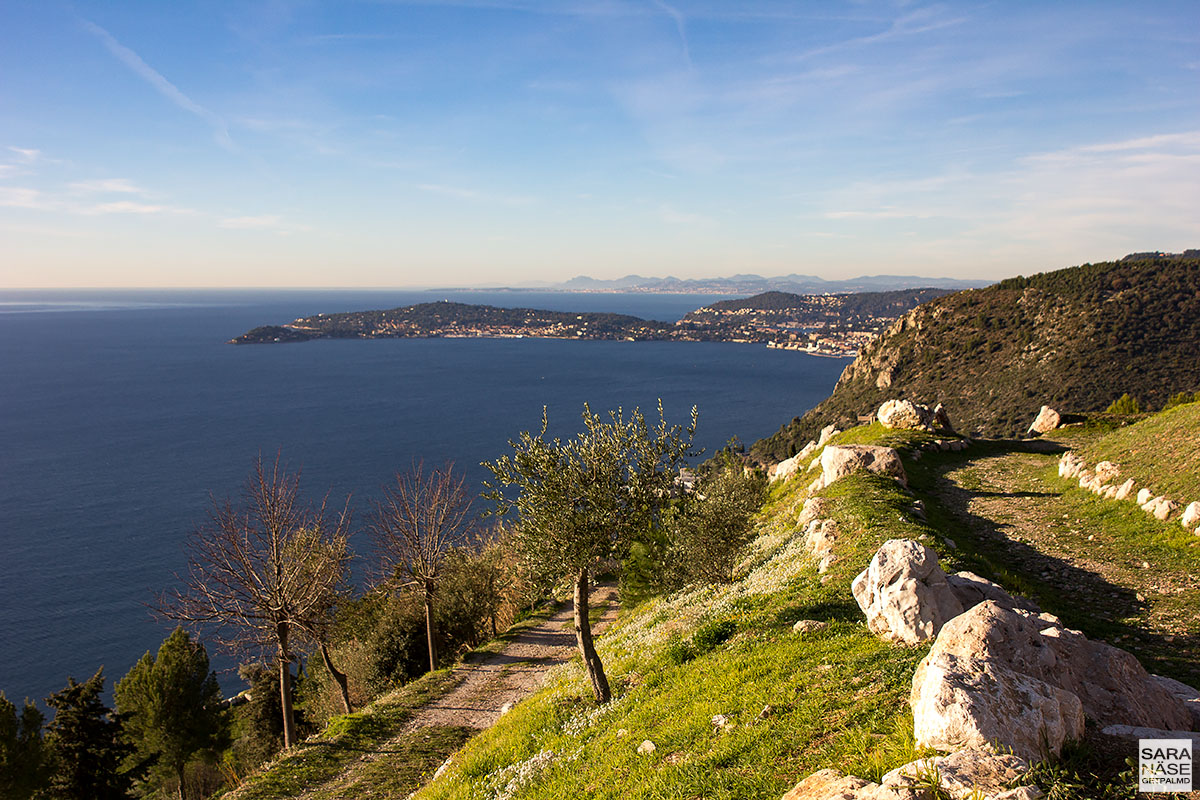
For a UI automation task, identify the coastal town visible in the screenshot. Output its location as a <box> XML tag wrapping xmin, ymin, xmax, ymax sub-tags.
<box><xmin>231</xmin><ymin>288</ymin><xmax>952</xmax><ymax>357</ymax></box>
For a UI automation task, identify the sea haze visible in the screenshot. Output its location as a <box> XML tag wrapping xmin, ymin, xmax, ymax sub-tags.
<box><xmin>0</xmin><ymin>289</ymin><xmax>850</xmax><ymax>703</ymax></box>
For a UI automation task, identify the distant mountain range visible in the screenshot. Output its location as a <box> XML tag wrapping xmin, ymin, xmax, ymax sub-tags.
<box><xmin>474</xmin><ymin>273</ymin><xmax>992</xmax><ymax>294</ymax></box>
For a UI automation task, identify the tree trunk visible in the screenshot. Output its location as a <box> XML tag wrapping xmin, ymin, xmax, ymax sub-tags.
<box><xmin>424</xmin><ymin>582</ymin><xmax>437</xmax><ymax>673</ymax></box>
<box><xmin>574</xmin><ymin>567</ymin><xmax>611</xmax><ymax>703</ymax></box>
<box><xmin>278</xmin><ymin>622</ymin><xmax>296</xmax><ymax>749</ymax></box>
<box><xmin>176</xmin><ymin>763</ymin><xmax>186</xmax><ymax>800</ymax></box>
<box><xmin>318</xmin><ymin>640</ymin><xmax>352</xmax><ymax>714</ymax></box>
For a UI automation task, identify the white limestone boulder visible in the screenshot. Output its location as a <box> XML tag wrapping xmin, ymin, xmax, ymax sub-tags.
<box><xmin>1113</xmin><ymin>479</ymin><xmax>1136</xmax><ymax>500</ymax></box>
<box><xmin>817</xmin><ymin>424</ymin><xmax>840</xmax><ymax>446</ymax></box>
<box><xmin>877</xmin><ymin>399</ymin><xmax>937</xmax><ymax>431</ymax></box>
<box><xmin>910</xmin><ymin>650</ymin><xmax>1085</xmax><ymax>759</ymax></box>
<box><xmin>911</xmin><ymin>601</ymin><xmax>1193</xmax><ymax>757</ymax></box>
<box><xmin>851</xmin><ymin>540</ymin><xmax>963</xmax><ymax>645</ymax></box>
<box><xmin>821</xmin><ymin>445</ymin><xmax>908</xmax><ymax>488</ymax></box>
<box><xmin>933</xmin><ymin>403</ymin><xmax>954</xmax><ymax>431</ymax></box>
<box><xmin>1028</xmin><ymin>406</ymin><xmax>1061</xmax><ymax>435</ymax></box>
<box><xmin>769</xmin><ymin>453</ymin><xmax>802</xmax><ymax>484</ymax></box>
<box><xmin>946</xmin><ymin>571</ymin><xmax>1039</xmax><ymax>614</ymax></box>
<box><xmin>1094</xmin><ymin>461</ymin><xmax>1120</xmax><ymax>484</ymax></box>
<box><xmin>1150</xmin><ymin>674</ymin><xmax>1200</xmax><ymax>731</ymax></box>
<box><xmin>1180</xmin><ymin>501</ymin><xmax>1200</xmax><ymax>529</ymax></box>
<box><xmin>1137</xmin><ymin>488</ymin><xmax>1153</xmax><ymax>506</ymax></box>
<box><xmin>881</xmin><ymin>747</ymin><xmax>1032</xmax><ymax>799</ymax></box>
<box><xmin>797</xmin><ymin>497</ymin><xmax>832</xmax><ymax>527</ymax></box>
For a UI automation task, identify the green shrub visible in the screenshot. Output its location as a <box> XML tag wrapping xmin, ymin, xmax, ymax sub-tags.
<box><xmin>692</xmin><ymin>619</ymin><xmax>737</xmax><ymax>654</ymax></box>
<box><xmin>1105</xmin><ymin>393</ymin><xmax>1142</xmax><ymax>414</ymax></box>
<box><xmin>1163</xmin><ymin>389</ymin><xmax>1199</xmax><ymax>410</ymax></box>
<box><xmin>665</xmin><ymin>636</ymin><xmax>696</xmax><ymax>665</ymax></box>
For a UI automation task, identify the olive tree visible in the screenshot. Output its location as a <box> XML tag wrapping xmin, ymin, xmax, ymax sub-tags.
<box><xmin>161</xmin><ymin>457</ymin><xmax>352</xmax><ymax>748</ymax></box>
<box><xmin>484</xmin><ymin>402</ymin><xmax>695</xmax><ymax>703</ymax></box>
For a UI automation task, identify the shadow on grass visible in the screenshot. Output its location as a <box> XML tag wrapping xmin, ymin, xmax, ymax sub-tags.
<box><xmin>911</xmin><ymin>437</ymin><xmax>1200</xmax><ymax>683</ymax></box>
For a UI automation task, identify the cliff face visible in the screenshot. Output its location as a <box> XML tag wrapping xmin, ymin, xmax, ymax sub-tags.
<box><xmin>752</xmin><ymin>256</ymin><xmax>1200</xmax><ymax>463</ymax></box>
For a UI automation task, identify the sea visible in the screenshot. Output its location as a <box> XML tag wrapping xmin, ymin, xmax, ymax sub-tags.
<box><xmin>0</xmin><ymin>288</ymin><xmax>850</xmax><ymax>704</ymax></box>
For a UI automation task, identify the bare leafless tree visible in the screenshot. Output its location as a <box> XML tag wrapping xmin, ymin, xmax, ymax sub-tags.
<box><xmin>370</xmin><ymin>462</ymin><xmax>473</xmax><ymax>674</ymax></box>
<box><xmin>160</xmin><ymin>456</ymin><xmax>352</xmax><ymax>748</ymax></box>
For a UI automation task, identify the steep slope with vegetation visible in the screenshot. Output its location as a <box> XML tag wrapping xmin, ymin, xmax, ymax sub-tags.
<box><xmin>750</xmin><ymin>256</ymin><xmax>1200</xmax><ymax>463</ymax></box>
<box><xmin>83</xmin><ymin>401</ymin><xmax>1195</xmax><ymax>799</ymax></box>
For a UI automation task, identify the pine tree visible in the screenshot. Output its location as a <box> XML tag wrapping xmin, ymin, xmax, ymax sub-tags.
<box><xmin>115</xmin><ymin>628</ymin><xmax>228</xmax><ymax>800</ymax></box>
<box><xmin>43</xmin><ymin>670</ymin><xmax>134</xmax><ymax>800</ymax></box>
<box><xmin>0</xmin><ymin>692</ymin><xmax>50</xmax><ymax>800</ymax></box>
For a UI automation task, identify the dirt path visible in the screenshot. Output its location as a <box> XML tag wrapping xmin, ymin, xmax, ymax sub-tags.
<box><xmin>296</xmin><ymin>583</ymin><xmax>621</xmax><ymax>800</ymax></box>
<box><xmin>920</xmin><ymin>439</ymin><xmax>1200</xmax><ymax>684</ymax></box>
<box><xmin>400</xmin><ymin>583</ymin><xmax>620</xmax><ymax>734</ymax></box>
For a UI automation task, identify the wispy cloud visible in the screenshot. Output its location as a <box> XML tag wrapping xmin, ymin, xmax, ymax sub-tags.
<box><xmin>219</xmin><ymin>214</ymin><xmax>309</xmax><ymax>234</ymax></box>
<box><xmin>651</xmin><ymin>0</ymin><xmax>692</xmax><ymax>69</ymax></box>
<box><xmin>7</xmin><ymin>147</ymin><xmax>42</xmax><ymax>163</ymax></box>
<box><xmin>416</xmin><ymin>183</ymin><xmax>536</xmax><ymax>205</ymax></box>
<box><xmin>80</xmin><ymin>19</ymin><xmax>234</xmax><ymax>150</ymax></box>
<box><xmin>68</xmin><ymin>178</ymin><xmax>146</xmax><ymax>195</ymax></box>
<box><xmin>82</xmin><ymin>200</ymin><xmax>194</xmax><ymax>215</ymax></box>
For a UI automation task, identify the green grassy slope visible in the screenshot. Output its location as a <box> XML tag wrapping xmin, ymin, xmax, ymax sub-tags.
<box><xmin>226</xmin><ymin>407</ymin><xmax>1199</xmax><ymax>798</ymax></box>
<box><xmin>1076</xmin><ymin>401</ymin><xmax>1200</xmax><ymax>504</ymax></box>
<box><xmin>751</xmin><ymin>257</ymin><xmax>1200</xmax><ymax>463</ymax></box>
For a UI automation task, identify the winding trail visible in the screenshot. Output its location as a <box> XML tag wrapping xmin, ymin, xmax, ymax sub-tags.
<box><xmin>296</xmin><ymin>583</ymin><xmax>620</xmax><ymax>800</ymax></box>
<box><xmin>921</xmin><ymin>438</ymin><xmax>1200</xmax><ymax>684</ymax></box>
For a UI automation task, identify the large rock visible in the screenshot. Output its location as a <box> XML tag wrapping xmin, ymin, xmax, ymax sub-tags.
<box><xmin>780</xmin><ymin>769</ymin><xmax>926</xmax><ymax>800</ymax></box>
<box><xmin>821</xmin><ymin>445</ymin><xmax>908</xmax><ymax>488</ymax></box>
<box><xmin>910</xmin><ymin>602</ymin><xmax>1194</xmax><ymax>759</ymax></box>
<box><xmin>1113</xmin><ymin>478</ymin><xmax>1136</xmax><ymax>501</ymax></box>
<box><xmin>911</xmin><ymin>651</ymin><xmax>1085</xmax><ymax>760</ymax></box>
<box><xmin>1150</xmin><ymin>674</ymin><xmax>1200</xmax><ymax>730</ymax></box>
<box><xmin>933</xmin><ymin>403</ymin><xmax>954</xmax><ymax>431</ymax></box>
<box><xmin>771</xmin><ymin>440</ymin><xmax>822</xmax><ymax>483</ymax></box>
<box><xmin>852</xmin><ymin>540</ymin><xmax>963</xmax><ymax>645</ymax></box>
<box><xmin>881</xmin><ymin>747</ymin><xmax>1032</xmax><ymax>799</ymax></box>
<box><xmin>817</xmin><ymin>424</ymin><xmax>841</xmax><ymax>446</ymax></box>
<box><xmin>877</xmin><ymin>399</ymin><xmax>936</xmax><ymax>431</ymax></box>
<box><xmin>1027</xmin><ymin>406</ymin><xmax>1061</xmax><ymax>435</ymax></box>
<box><xmin>1094</xmin><ymin>461</ymin><xmax>1121</xmax><ymax>484</ymax></box>
<box><xmin>946</xmin><ymin>571</ymin><xmax>1039</xmax><ymax>614</ymax></box>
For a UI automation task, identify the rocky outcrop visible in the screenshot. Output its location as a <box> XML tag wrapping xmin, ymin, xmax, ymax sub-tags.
<box><xmin>851</xmin><ymin>540</ymin><xmax>963</xmax><ymax>645</ymax></box>
<box><xmin>881</xmin><ymin>748</ymin><xmax>1034</xmax><ymax>799</ymax></box>
<box><xmin>1027</xmin><ymin>406</ymin><xmax>1061</xmax><ymax>435</ymax></box>
<box><xmin>852</xmin><ymin>543</ymin><xmax>1038</xmax><ymax>646</ymax></box>
<box><xmin>877</xmin><ymin>399</ymin><xmax>937</xmax><ymax>431</ymax></box>
<box><xmin>1151</xmin><ymin>674</ymin><xmax>1200</xmax><ymax>730</ymax></box>
<box><xmin>946</xmin><ymin>571</ymin><xmax>1038</xmax><ymax>614</ymax></box>
<box><xmin>782</xmin><ymin>750</ymin><xmax>1042</xmax><ymax>800</ymax></box>
<box><xmin>910</xmin><ymin>601</ymin><xmax>1195</xmax><ymax>758</ymax></box>
<box><xmin>820</xmin><ymin>445</ymin><xmax>907</xmax><ymax>489</ymax></box>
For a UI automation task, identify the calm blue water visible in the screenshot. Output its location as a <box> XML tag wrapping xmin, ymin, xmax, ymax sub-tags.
<box><xmin>0</xmin><ymin>289</ymin><xmax>849</xmax><ymax>703</ymax></box>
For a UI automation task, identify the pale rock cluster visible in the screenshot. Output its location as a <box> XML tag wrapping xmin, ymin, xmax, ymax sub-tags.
<box><xmin>782</xmin><ymin>747</ymin><xmax>1041</xmax><ymax>800</ymax></box>
<box><xmin>768</xmin><ymin>424</ymin><xmax>842</xmax><ymax>484</ymax></box>
<box><xmin>877</xmin><ymin>399</ymin><xmax>955</xmax><ymax>432</ymax></box>
<box><xmin>1058</xmin><ymin>451</ymin><xmax>1200</xmax><ymax>535</ymax></box>
<box><xmin>850</xmin><ymin>540</ymin><xmax>1037</xmax><ymax>646</ymax></box>
<box><xmin>785</xmin><ymin>537</ymin><xmax>1200</xmax><ymax>799</ymax></box>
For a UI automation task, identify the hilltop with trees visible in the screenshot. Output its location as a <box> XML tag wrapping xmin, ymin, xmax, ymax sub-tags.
<box><xmin>750</xmin><ymin>255</ymin><xmax>1200</xmax><ymax>463</ymax></box>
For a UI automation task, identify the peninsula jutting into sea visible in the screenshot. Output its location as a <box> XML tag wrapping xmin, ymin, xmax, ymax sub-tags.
<box><xmin>231</xmin><ymin>288</ymin><xmax>953</xmax><ymax>358</ymax></box>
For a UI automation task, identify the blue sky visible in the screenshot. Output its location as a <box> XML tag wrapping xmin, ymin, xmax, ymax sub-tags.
<box><xmin>1</xmin><ymin>1</ymin><xmax>1197</xmax><ymax>287</ymax></box>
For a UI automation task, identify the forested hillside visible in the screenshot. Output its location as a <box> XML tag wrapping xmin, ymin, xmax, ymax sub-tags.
<box><xmin>751</xmin><ymin>256</ymin><xmax>1200</xmax><ymax>463</ymax></box>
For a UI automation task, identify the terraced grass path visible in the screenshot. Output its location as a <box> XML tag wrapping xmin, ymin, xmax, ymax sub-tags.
<box><xmin>292</xmin><ymin>583</ymin><xmax>620</xmax><ymax>800</ymax></box>
<box><xmin>915</xmin><ymin>438</ymin><xmax>1200</xmax><ymax>686</ymax></box>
